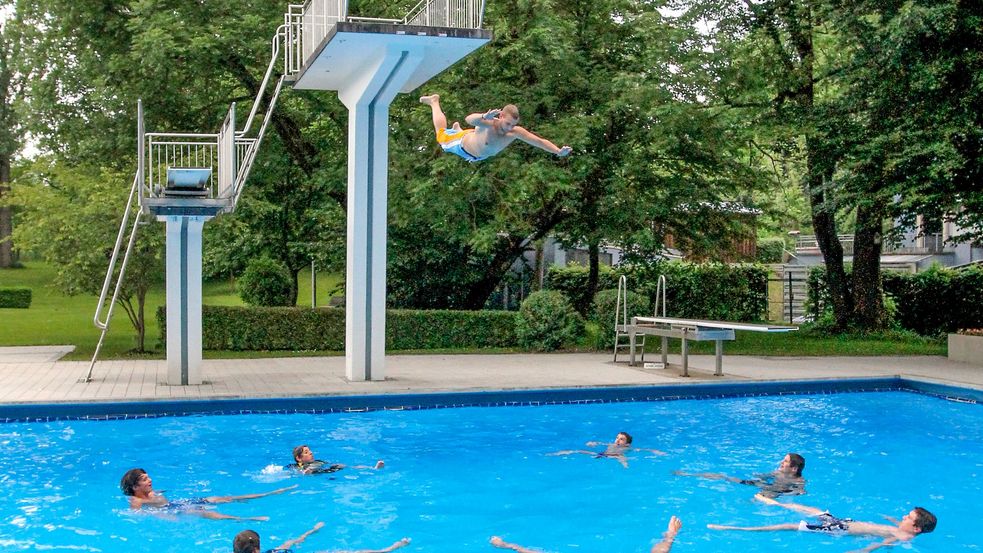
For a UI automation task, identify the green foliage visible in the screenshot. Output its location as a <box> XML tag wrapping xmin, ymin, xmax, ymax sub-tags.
<box><xmin>515</xmin><ymin>290</ymin><xmax>584</xmax><ymax>351</ymax></box>
<box><xmin>237</xmin><ymin>257</ymin><xmax>293</xmax><ymax>307</ymax></box>
<box><xmin>157</xmin><ymin>306</ymin><xmax>518</xmax><ymax>351</ymax></box>
<box><xmin>755</xmin><ymin>237</ymin><xmax>786</xmax><ymax>264</ymax></box>
<box><xmin>551</xmin><ymin>263</ymin><xmax>767</xmax><ymax>322</ymax></box>
<box><xmin>809</xmin><ymin>264</ymin><xmax>983</xmax><ymax>336</ymax></box>
<box><xmin>9</xmin><ymin>159</ymin><xmax>164</xmax><ymax>351</ymax></box>
<box><xmin>591</xmin><ymin>288</ymin><xmax>650</xmax><ymax>349</ymax></box>
<box><xmin>0</xmin><ymin>287</ymin><xmax>31</xmax><ymax>308</ymax></box>
<box><xmin>630</xmin><ymin>262</ymin><xmax>768</xmax><ymax>321</ymax></box>
<box><xmin>545</xmin><ymin>264</ymin><xmax>619</xmax><ymax>312</ymax></box>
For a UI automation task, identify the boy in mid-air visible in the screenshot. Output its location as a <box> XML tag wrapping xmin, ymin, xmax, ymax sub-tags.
<box><xmin>420</xmin><ymin>94</ymin><xmax>572</xmax><ymax>162</ymax></box>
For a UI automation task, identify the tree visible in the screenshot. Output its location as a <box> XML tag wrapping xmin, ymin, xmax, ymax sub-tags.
<box><xmin>10</xmin><ymin>159</ymin><xmax>164</xmax><ymax>351</ymax></box>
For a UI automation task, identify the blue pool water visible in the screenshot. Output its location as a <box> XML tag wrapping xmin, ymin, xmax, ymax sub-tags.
<box><xmin>0</xmin><ymin>390</ymin><xmax>980</xmax><ymax>552</ymax></box>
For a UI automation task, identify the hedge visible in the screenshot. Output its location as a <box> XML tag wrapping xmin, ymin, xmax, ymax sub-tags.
<box><xmin>807</xmin><ymin>264</ymin><xmax>983</xmax><ymax>336</ymax></box>
<box><xmin>0</xmin><ymin>287</ymin><xmax>32</xmax><ymax>308</ymax></box>
<box><xmin>157</xmin><ymin>305</ymin><xmax>519</xmax><ymax>351</ymax></box>
<box><xmin>546</xmin><ymin>262</ymin><xmax>768</xmax><ymax>322</ymax></box>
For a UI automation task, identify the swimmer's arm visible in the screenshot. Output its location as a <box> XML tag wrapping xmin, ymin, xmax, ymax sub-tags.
<box><xmin>466</xmin><ymin>109</ymin><xmax>500</xmax><ymax>128</ymax></box>
<box><xmin>511</xmin><ymin>126</ymin><xmax>572</xmax><ymax>156</ymax></box>
<box><xmin>635</xmin><ymin>447</ymin><xmax>668</xmax><ymax>455</ymax></box>
<box><xmin>585</xmin><ymin>441</ymin><xmax>606</xmax><ymax>447</ymax></box>
<box><xmin>673</xmin><ymin>470</ymin><xmax>740</xmax><ymax>482</ymax></box>
<box><xmin>490</xmin><ymin>536</ymin><xmax>539</xmax><ymax>553</ymax></box>
<box><xmin>845</xmin><ymin>537</ymin><xmax>899</xmax><ymax>553</ymax></box>
<box><xmin>275</xmin><ymin>521</ymin><xmax>325</xmax><ymax>550</ymax></box>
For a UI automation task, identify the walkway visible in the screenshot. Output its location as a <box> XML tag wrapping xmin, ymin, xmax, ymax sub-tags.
<box><xmin>0</xmin><ymin>347</ymin><xmax>980</xmax><ymax>404</ymax></box>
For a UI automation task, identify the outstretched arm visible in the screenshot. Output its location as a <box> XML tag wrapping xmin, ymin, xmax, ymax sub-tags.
<box><xmin>490</xmin><ymin>536</ymin><xmax>541</xmax><ymax>553</ymax></box>
<box><xmin>466</xmin><ymin>109</ymin><xmax>501</xmax><ymax>128</ymax></box>
<box><xmin>651</xmin><ymin>516</ymin><xmax>682</xmax><ymax>553</ymax></box>
<box><xmin>754</xmin><ymin>493</ymin><xmax>825</xmax><ymax>516</ymax></box>
<box><xmin>673</xmin><ymin>470</ymin><xmax>740</xmax><ymax>483</ymax></box>
<box><xmin>276</xmin><ymin>521</ymin><xmax>325</xmax><ymax>550</ymax></box>
<box><xmin>511</xmin><ymin>126</ymin><xmax>572</xmax><ymax>157</ymax></box>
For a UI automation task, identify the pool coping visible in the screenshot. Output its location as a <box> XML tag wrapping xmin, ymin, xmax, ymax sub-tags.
<box><xmin>1</xmin><ymin>376</ymin><xmax>978</xmax><ymax>422</ymax></box>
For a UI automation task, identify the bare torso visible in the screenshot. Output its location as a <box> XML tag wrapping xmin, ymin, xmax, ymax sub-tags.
<box><xmin>844</xmin><ymin>521</ymin><xmax>909</xmax><ymax>540</ymax></box>
<box><xmin>462</xmin><ymin>126</ymin><xmax>519</xmax><ymax>159</ymax></box>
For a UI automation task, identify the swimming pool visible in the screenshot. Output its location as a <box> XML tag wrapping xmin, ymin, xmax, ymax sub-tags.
<box><xmin>0</xmin><ymin>383</ymin><xmax>979</xmax><ymax>552</ymax></box>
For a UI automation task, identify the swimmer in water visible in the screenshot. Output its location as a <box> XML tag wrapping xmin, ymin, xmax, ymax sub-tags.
<box><xmin>491</xmin><ymin>516</ymin><xmax>682</xmax><ymax>553</ymax></box>
<box><xmin>289</xmin><ymin>445</ymin><xmax>384</xmax><ymax>474</ymax></box>
<box><xmin>674</xmin><ymin>453</ymin><xmax>806</xmax><ymax>497</ymax></box>
<box><xmin>234</xmin><ymin>524</ymin><xmax>410</xmax><ymax>553</ymax></box>
<box><xmin>708</xmin><ymin>494</ymin><xmax>936</xmax><ymax>553</ymax></box>
<box><xmin>549</xmin><ymin>432</ymin><xmax>665</xmax><ymax>468</ymax></box>
<box><xmin>120</xmin><ymin>468</ymin><xmax>295</xmax><ymax>521</ymax></box>
<box><xmin>233</xmin><ymin>522</ymin><xmax>324</xmax><ymax>552</ymax></box>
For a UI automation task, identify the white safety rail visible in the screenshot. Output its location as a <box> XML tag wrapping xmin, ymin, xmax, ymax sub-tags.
<box><xmin>284</xmin><ymin>0</ymin><xmax>486</xmax><ymax>77</ymax></box>
<box><xmin>404</xmin><ymin>0</ymin><xmax>486</xmax><ymax>28</ymax></box>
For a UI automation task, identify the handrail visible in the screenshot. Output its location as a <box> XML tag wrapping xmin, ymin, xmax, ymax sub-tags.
<box><xmin>653</xmin><ymin>274</ymin><xmax>667</xmax><ymax>317</ymax></box>
<box><xmin>86</xmin><ymin>169</ymin><xmax>143</xmax><ymax>382</ymax></box>
<box><xmin>241</xmin><ymin>26</ymin><xmax>286</xmax><ymax>137</ymax></box>
<box><xmin>615</xmin><ymin>274</ymin><xmax>628</xmax><ymax>332</ymax></box>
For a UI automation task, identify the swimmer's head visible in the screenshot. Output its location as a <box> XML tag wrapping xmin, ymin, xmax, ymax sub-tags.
<box><xmin>293</xmin><ymin>445</ymin><xmax>314</xmax><ymax>464</ymax></box>
<box><xmin>120</xmin><ymin>468</ymin><xmax>149</xmax><ymax>496</ymax></box>
<box><xmin>780</xmin><ymin>453</ymin><xmax>805</xmax><ymax>477</ymax></box>
<box><xmin>233</xmin><ymin>529</ymin><xmax>261</xmax><ymax>553</ymax></box>
<box><xmin>907</xmin><ymin>507</ymin><xmax>937</xmax><ymax>534</ymax></box>
<box><xmin>495</xmin><ymin>104</ymin><xmax>520</xmax><ymax>134</ymax></box>
<box><xmin>615</xmin><ymin>432</ymin><xmax>633</xmax><ymax>446</ymax></box>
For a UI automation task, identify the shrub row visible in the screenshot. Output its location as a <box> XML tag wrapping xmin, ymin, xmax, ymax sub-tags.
<box><xmin>807</xmin><ymin>264</ymin><xmax>983</xmax><ymax>336</ymax></box>
<box><xmin>546</xmin><ymin>262</ymin><xmax>768</xmax><ymax>322</ymax></box>
<box><xmin>0</xmin><ymin>287</ymin><xmax>32</xmax><ymax>308</ymax></box>
<box><xmin>157</xmin><ymin>306</ymin><xmax>519</xmax><ymax>351</ymax></box>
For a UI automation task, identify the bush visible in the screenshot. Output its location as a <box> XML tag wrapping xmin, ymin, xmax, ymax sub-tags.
<box><xmin>807</xmin><ymin>264</ymin><xmax>983</xmax><ymax>336</ymax></box>
<box><xmin>237</xmin><ymin>257</ymin><xmax>293</xmax><ymax>307</ymax></box>
<box><xmin>629</xmin><ymin>262</ymin><xmax>768</xmax><ymax>322</ymax></box>
<box><xmin>591</xmin><ymin>288</ymin><xmax>651</xmax><ymax>349</ymax></box>
<box><xmin>756</xmin><ymin>237</ymin><xmax>786</xmax><ymax>263</ymax></box>
<box><xmin>545</xmin><ymin>264</ymin><xmax>619</xmax><ymax>314</ymax></box>
<box><xmin>546</xmin><ymin>262</ymin><xmax>768</xmax><ymax>322</ymax></box>
<box><xmin>0</xmin><ymin>287</ymin><xmax>32</xmax><ymax>308</ymax></box>
<box><xmin>516</xmin><ymin>290</ymin><xmax>584</xmax><ymax>351</ymax></box>
<box><xmin>158</xmin><ymin>306</ymin><xmax>519</xmax><ymax>350</ymax></box>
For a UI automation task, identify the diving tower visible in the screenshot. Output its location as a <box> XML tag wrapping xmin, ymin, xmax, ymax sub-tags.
<box><xmin>88</xmin><ymin>0</ymin><xmax>490</xmax><ymax>385</ymax></box>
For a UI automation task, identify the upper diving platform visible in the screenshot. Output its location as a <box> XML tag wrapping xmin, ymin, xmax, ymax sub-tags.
<box><xmin>284</xmin><ymin>0</ymin><xmax>492</xmax><ymax>92</ymax></box>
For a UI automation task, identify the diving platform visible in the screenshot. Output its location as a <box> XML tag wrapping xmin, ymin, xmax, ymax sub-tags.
<box><xmin>89</xmin><ymin>0</ymin><xmax>490</xmax><ymax>386</ymax></box>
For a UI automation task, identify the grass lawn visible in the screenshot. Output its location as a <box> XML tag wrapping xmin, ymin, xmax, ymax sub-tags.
<box><xmin>0</xmin><ymin>262</ymin><xmax>341</xmax><ymax>360</ymax></box>
<box><xmin>3</xmin><ymin>262</ymin><xmax>946</xmax><ymax>360</ymax></box>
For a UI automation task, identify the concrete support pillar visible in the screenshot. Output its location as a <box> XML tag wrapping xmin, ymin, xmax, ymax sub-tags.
<box><xmin>163</xmin><ymin>215</ymin><xmax>208</xmax><ymax>385</ymax></box>
<box><xmin>339</xmin><ymin>46</ymin><xmax>424</xmax><ymax>381</ymax></box>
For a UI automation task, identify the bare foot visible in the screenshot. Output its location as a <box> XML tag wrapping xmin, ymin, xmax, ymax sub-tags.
<box><xmin>375</xmin><ymin>460</ymin><xmax>385</xmax><ymax>469</ymax></box>
<box><xmin>248</xmin><ymin>516</ymin><xmax>270</xmax><ymax>521</ymax></box>
<box><xmin>490</xmin><ymin>536</ymin><xmax>506</xmax><ymax>547</ymax></box>
<box><xmin>385</xmin><ymin>537</ymin><xmax>411</xmax><ymax>551</ymax></box>
<box><xmin>419</xmin><ymin>94</ymin><xmax>439</xmax><ymax>105</ymax></box>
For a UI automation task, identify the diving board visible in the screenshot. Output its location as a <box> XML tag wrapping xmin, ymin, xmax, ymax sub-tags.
<box><xmin>621</xmin><ymin>317</ymin><xmax>797</xmax><ymax>377</ymax></box>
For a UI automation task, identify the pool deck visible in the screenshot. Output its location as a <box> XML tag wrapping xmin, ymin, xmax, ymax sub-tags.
<box><xmin>0</xmin><ymin>347</ymin><xmax>981</xmax><ymax>404</ymax></box>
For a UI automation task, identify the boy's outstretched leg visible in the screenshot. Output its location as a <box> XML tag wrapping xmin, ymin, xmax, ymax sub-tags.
<box><xmin>707</xmin><ymin>523</ymin><xmax>799</xmax><ymax>532</ymax></box>
<box><xmin>420</xmin><ymin>94</ymin><xmax>447</xmax><ymax>132</ymax></box>
<box><xmin>204</xmin><ymin>484</ymin><xmax>297</xmax><ymax>504</ymax></box>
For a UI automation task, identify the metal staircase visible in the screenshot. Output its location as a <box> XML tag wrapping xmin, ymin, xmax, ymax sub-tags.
<box><xmin>613</xmin><ymin>275</ymin><xmax>667</xmax><ymax>363</ymax></box>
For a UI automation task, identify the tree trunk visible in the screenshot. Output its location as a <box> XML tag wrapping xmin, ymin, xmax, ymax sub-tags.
<box><xmin>851</xmin><ymin>201</ymin><xmax>886</xmax><ymax>329</ymax></box>
<box><xmin>136</xmin><ymin>290</ymin><xmax>146</xmax><ymax>352</ymax></box>
<box><xmin>290</xmin><ymin>267</ymin><xmax>300</xmax><ymax>307</ymax></box>
<box><xmin>581</xmin><ymin>239</ymin><xmax>600</xmax><ymax>315</ymax></box>
<box><xmin>779</xmin><ymin>0</ymin><xmax>853</xmax><ymax>330</ymax></box>
<box><xmin>0</xmin><ymin>153</ymin><xmax>12</xmax><ymax>268</ymax></box>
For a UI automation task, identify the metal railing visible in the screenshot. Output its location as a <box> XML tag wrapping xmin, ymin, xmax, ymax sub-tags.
<box><xmin>284</xmin><ymin>0</ymin><xmax>486</xmax><ymax>77</ymax></box>
<box><xmin>405</xmin><ymin>0</ymin><xmax>485</xmax><ymax>28</ymax></box>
